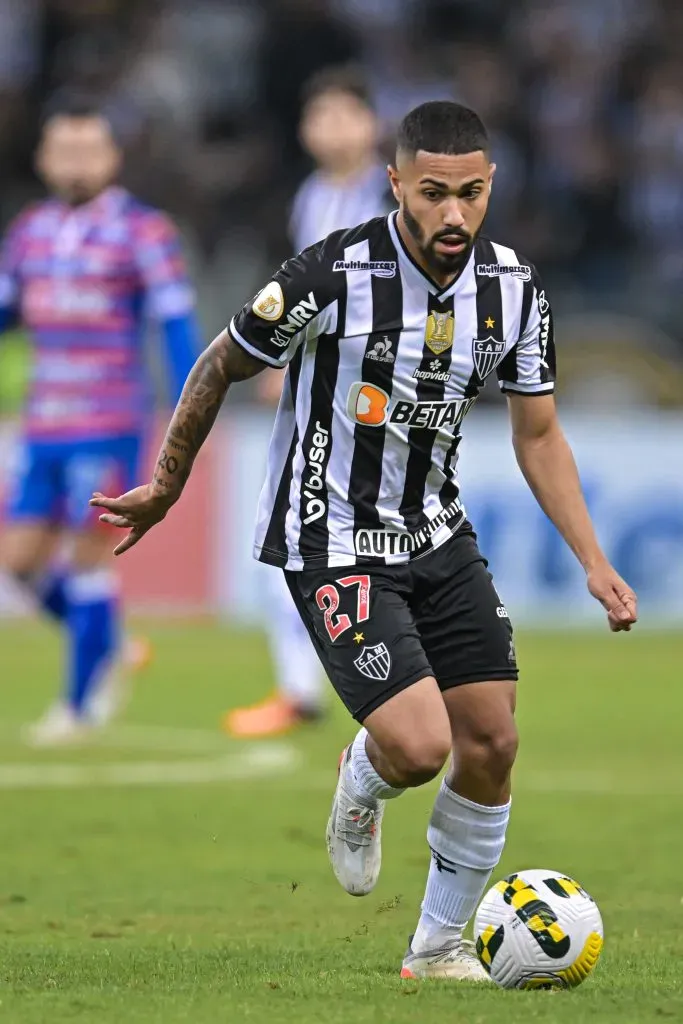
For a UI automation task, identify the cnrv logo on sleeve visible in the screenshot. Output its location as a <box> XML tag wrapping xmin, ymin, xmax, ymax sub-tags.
<box><xmin>269</xmin><ymin>292</ymin><xmax>319</xmax><ymax>347</ymax></box>
<box><xmin>252</xmin><ymin>281</ymin><xmax>285</xmax><ymax>321</ymax></box>
<box><xmin>333</xmin><ymin>260</ymin><xmax>397</xmax><ymax>279</ymax></box>
<box><xmin>477</xmin><ymin>264</ymin><xmax>531</xmax><ymax>282</ymax></box>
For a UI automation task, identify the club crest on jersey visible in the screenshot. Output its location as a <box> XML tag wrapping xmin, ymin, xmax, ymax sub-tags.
<box><xmin>354</xmin><ymin>643</ymin><xmax>391</xmax><ymax>682</ymax></box>
<box><xmin>425</xmin><ymin>311</ymin><xmax>454</xmax><ymax>355</ymax></box>
<box><xmin>472</xmin><ymin>336</ymin><xmax>505</xmax><ymax>380</ymax></box>
<box><xmin>252</xmin><ymin>281</ymin><xmax>284</xmax><ymax>321</ymax></box>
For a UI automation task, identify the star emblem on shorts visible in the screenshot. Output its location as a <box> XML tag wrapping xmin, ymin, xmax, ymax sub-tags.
<box><xmin>485</xmin><ymin>316</ymin><xmax>495</xmax><ymax>329</ymax></box>
<box><xmin>353</xmin><ymin>632</ymin><xmax>365</xmax><ymax>644</ymax></box>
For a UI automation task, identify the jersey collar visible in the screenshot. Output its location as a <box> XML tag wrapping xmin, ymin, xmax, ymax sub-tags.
<box><xmin>387</xmin><ymin>210</ymin><xmax>475</xmax><ymax>300</ymax></box>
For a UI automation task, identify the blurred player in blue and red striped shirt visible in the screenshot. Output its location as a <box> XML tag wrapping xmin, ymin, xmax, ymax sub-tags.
<box><xmin>0</xmin><ymin>98</ymin><xmax>200</xmax><ymax>745</ymax></box>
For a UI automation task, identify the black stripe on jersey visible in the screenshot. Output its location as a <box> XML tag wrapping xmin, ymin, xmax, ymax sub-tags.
<box><xmin>398</xmin><ymin>290</ymin><xmax>456</xmax><ymax>543</ymax></box>
<box><xmin>348</xmin><ymin>234</ymin><xmax>404</xmax><ymax>566</ymax></box>
<box><xmin>439</xmin><ymin>239</ymin><xmax>503</xmax><ymax>509</ymax></box>
<box><xmin>260</xmin><ymin>346</ymin><xmax>303</xmax><ymax>566</ymax></box>
<box><xmin>465</xmin><ymin>238</ymin><xmax>504</xmax><ymax>397</ymax></box>
<box><xmin>296</xmin><ymin>293</ymin><xmax>347</xmax><ymax>567</ymax></box>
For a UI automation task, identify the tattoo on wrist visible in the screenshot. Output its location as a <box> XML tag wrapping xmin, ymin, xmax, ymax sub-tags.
<box><xmin>152</xmin><ymin>474</ymin><xmax>172</xmax><ymax>492</ymax></box>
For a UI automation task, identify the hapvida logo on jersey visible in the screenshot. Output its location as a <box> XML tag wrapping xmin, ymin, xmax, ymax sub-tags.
<box><xmin>346</xmin><ymin>382</ymin><xmax>476</xmax><ymax>431</ymax></box>
<box><xmin>301</xmin><ymin>420</ymin><xmax>330</xmax><ymax>525</ymax></box>
<box><xmin>413</xmin><ymin>359</ymin><xmax>451</xmax><ymax>383</ymax></box>
<box><xmin>269</xmin><ymin>292</ymin><xmax>319</xmax><ymax>347</ymax></box>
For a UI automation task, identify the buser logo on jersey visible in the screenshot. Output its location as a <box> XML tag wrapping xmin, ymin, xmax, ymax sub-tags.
<box><xmin>301</xmin><ymin>421</ymin><xmax>330</xmax><ymax>524</ymax></box>
<box><xmin>347</xmin><ymin>382</ymin><xmax>476</xmax><ymax>431</ymax></box>
<box><xmin>269</xmin><ymin>292</ymin><xmax>319</xmax><ymax>347</ymax></box>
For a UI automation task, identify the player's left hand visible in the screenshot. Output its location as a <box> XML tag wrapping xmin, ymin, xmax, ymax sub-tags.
<box><xmin>90</xmin><ymin>483</ymin><xmax>176</xmax><ymax>555</ymax></box>
<box><xmin>586</xmin><ymin>563</ymin><xmax>638</xmax><ymax>632</ymax></box>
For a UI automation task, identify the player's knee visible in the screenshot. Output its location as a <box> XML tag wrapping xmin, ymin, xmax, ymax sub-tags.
<box><xmin>459</xmin><ymin>723</ymin><xmax>518</xmax><ymax>784</ymax></box>
<box><xmin>391</xmin><ymin>734</ymin><xmax>451</xmax><ymax>787</ymax></box>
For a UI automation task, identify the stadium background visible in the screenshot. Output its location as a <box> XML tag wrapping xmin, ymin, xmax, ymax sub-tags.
<box><xmin>2</xmin><ymin>0</ymin><xmax>683</xmax><ymax>625</ymax></box>
<box><xmin>1</xmin><ymin>7</ymin><xmax>683</xmax><ymax>1022</ymax></box>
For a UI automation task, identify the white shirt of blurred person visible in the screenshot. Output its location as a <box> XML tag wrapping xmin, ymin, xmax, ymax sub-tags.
<box><xmin>224</xmin><ymin>68</ymin><xmax>391</xmax><ymax>740</ymax></box>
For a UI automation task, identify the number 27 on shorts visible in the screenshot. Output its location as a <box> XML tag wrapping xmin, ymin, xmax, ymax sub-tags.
<box><xmin>315</xmin><ymin>575</ymin><xmax>371</xmax><ymax>643</ymax></box>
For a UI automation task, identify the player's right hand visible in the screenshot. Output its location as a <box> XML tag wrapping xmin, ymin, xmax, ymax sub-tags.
<box><xmin>586</xmin><ymin>562</ymin><xmax>638</xmax><ymax>633</ymax></box>
<box><xmin>89</xmin><ymin>484</ymin><xmax>176</xmax><ymax>555</ymax></box>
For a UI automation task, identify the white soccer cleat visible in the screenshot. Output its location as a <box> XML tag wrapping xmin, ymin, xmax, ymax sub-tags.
<box><xmin>24</xmin><ymin>702</ymin><xmax>95</xmax><ymax>748</ymax></box>
<box><xmin>400</xmin><ymin>936</ymin><xmax>492</xmax><ymax>982</ymax></box>
<box><xmin>326</xmin><ymin>745</ymin><xmax>384</xmax><ymax>897</ymax></box>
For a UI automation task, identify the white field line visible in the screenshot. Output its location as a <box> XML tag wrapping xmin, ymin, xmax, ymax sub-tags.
<box><xmin>0</xmin><ymin>721</ymin><xmax>680</xmax><ymax>795</ymax></box>
<box><xmin>0</xmin><ymin>742</ymin><xmax>299</xmax><ymax>790</ymax></box>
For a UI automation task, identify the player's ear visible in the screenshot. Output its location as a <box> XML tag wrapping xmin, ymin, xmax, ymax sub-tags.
<box><xmin>387</xmin><ymin>164</ymin><xmax>401</xmax><ymax>203</ymax></box>
<box><xmin>488</xmin><ymin>162</ymin><xmax>497</xmax><ymax>194</ymax></box>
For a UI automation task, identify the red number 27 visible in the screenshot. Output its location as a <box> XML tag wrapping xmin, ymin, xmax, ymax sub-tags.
<box><xmin>315</xmin><ymin>575</ymin><xmax>371</xmax><ymax>643</ymax></box>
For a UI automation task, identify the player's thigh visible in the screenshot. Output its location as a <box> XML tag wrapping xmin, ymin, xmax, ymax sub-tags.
<box><xmin>63</xmin><ymin>436</ymin><xmax>143</xmax><ymax>567</ymax></box>
<box><xmin>0</xmin><ymin>520</ymin><xmax>61</xmax><ymax>576</ymax></box>
<box><xmin>2</xmin><ymin>440</ymin><xmax>61</xmax><ymax>574</ymax></box>
<box><xmin>362</xmin><ymin>674</ymin><xmax>452</xmax><ymax>779</ymax></box>
<box><xmin>284</xmin><ymin>566</ymin><xmax>438</xmax><ymax>722</ymax></box>
<box><xmin>413</xmin><ymin>530</ymin><xmax>519</xmax><ymax>693</ymax></box>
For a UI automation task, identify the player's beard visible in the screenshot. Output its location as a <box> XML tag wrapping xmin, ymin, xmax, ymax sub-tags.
<box><xmin>402</xmin><ymin>199</ymin><xmax>475</xmax><ymax>278</ymax></box>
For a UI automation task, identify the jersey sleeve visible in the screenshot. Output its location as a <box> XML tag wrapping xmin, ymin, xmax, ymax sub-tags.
<box><xmin>496</xmin><ymin>268</ymin><xmax>556</xmax><ymax>395</ymax></box>
<box><xmin>229</xmin><ymin>244</ymin><xmax>339</xmax><ymax>368</ymax></box>
<box><xmin>133</xmin><ymin>210</ymin><xmax>196</xmax><ymax>321</ymax></box>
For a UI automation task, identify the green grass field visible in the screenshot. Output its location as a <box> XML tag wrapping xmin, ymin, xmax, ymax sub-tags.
<box><xmin>0</xmin><ymin>621</ymin><xmax>681</xmax><ymax>1023</ymax></box>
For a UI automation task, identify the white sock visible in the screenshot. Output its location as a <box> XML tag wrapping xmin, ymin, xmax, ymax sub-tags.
<box><xmin>265</xmin><ymin>570</ymin><xmax>323</xmax><ymax>709</ymax></box>
<box><xmin>347</xmin><ymin>728</ymin><xmax>405</xmax><ymax>807</ymax></box>
<box><xmin>412</xmin><ymin>781</ymin><xmax>510</xmax><ymax>953</ymax></box>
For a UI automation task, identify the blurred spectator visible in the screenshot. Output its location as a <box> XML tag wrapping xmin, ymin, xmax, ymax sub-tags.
<box><xmin>1</xmin><ymin>0</ymin><xmax>683</xmax><ymax>397</ymax></box>
<box><xmin>290</xmin><ymin>66</ymin><xmax>392</xmax><ymax>252</ymax></box>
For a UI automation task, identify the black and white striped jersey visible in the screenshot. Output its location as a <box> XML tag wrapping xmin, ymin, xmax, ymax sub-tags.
<box><xmin>229</xmin><ymin>212</ymin><xmax>556</xmax><ymax>571</ymax></box>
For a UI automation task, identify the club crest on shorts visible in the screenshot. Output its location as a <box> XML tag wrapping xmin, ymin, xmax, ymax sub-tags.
<box><xmin>425</xmin><ymin>310</ymin><xmax>454</xmax><ymax>355</ymax></box>
<box><xmin>472</xmin><ymin>335</ymin><xmax>505</xmax><ymax>380</ymax></box>
<box><xmin>354</xmin><ymin>643</ymin><xmax>391</xmax><ymax>682</ymax></box>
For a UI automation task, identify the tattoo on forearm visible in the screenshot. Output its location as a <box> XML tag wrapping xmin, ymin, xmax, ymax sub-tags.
<box><xmin>151</xmin><ymin>330</ymin><xmax>264</xmax><ymax>497</ymax></box>
<box><xmin>167</xmin><ymin>438</ymin><xmax>189</xmax><ymax>454</ymax></box>
<box><xmin>157</xmin><ymin>449</ymin><xmax>179</xmax><ymax>474</ymax></box>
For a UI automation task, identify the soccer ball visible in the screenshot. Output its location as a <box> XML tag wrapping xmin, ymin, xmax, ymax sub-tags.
<box><xmin>474</xmin><ymin>869</ymin><xmax>603</xmax><ymax>989</ymax></box>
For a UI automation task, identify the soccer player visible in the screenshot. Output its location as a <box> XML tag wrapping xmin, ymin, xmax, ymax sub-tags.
<box><xmin>92</xmin><ymin>102</ymin><xmax>637</xmax><ymax>980</ymax></box>
<box><xmin>0</xmin><ymin>97</ymin><xmax>200</xmax><ymax>745</ymax></box>
<box><xmin>226</xmin><ymin>66</ymin><xmax>393</xmax><ymax>739</ymax></box>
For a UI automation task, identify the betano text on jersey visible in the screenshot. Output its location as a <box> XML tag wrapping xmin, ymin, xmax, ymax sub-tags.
<box><xmin>229</xmin><ymin>212</ymin><xmax>556</xmax><ymax>571</ymax></box>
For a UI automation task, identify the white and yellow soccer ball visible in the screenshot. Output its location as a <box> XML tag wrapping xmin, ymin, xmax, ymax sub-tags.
<box><xmin>474</xmin><ymin>869</ymin><xmax>604</xmax><ymax>989</ymax></box>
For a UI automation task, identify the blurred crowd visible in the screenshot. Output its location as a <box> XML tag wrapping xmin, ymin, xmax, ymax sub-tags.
<box><xmin>2</xmin><ymin>0</ymin><xmax>683</xmax><ymax>375</ymax></box>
